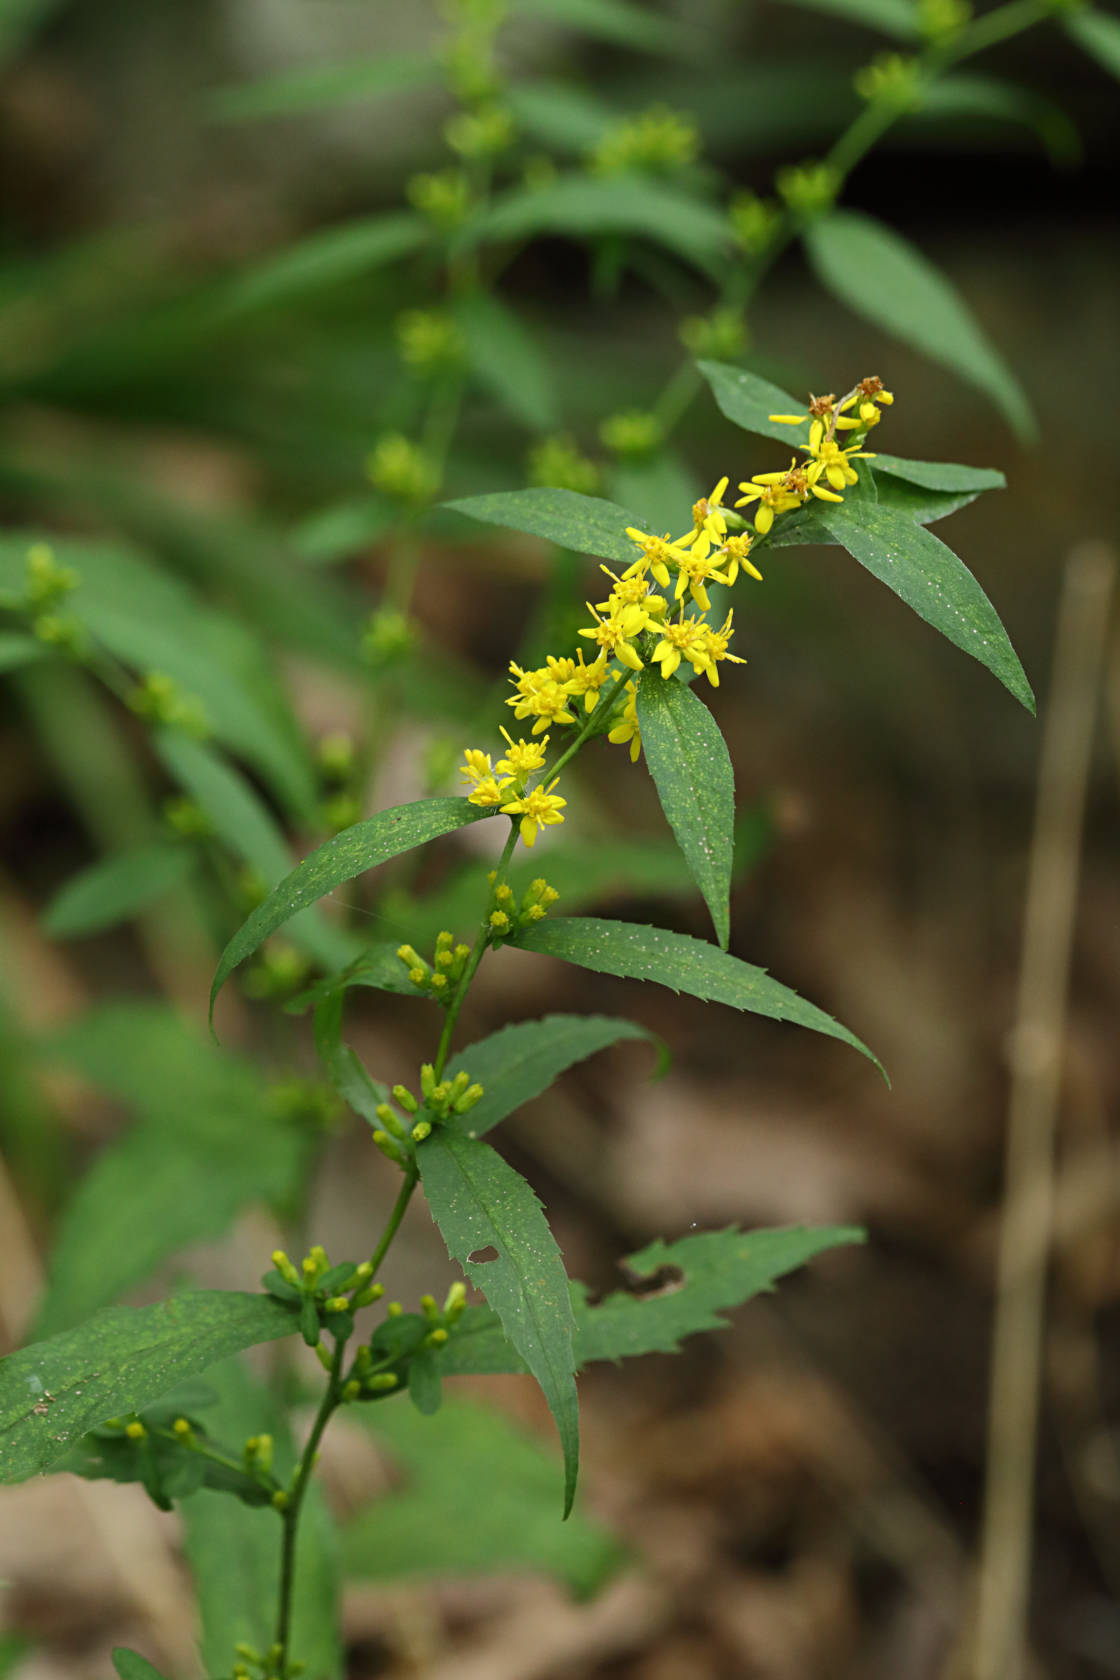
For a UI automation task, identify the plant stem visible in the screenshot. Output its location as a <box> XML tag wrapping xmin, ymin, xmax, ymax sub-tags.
<box><xmin>433</xmin><ymin>822</ymin><xmax>520</xmax><ymax>1078</ymax></box>
<box><xmin>273</xmin><ymin>1337</ymin><xmax>345</xmax><ymax>1676</ymax></box>
<box><xmin>367</xmin><ymin>1163</ymin><xmax>420</xmax><ymax>1278</ymax></box>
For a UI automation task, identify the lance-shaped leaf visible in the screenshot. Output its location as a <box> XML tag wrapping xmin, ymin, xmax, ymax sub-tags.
<box><xmin>42</xmin><ymin>843</ymin><xmax>194</xmax><ymax>939</ymax></box>
<box><xmin>444</xmin><ymin>486</ymin><xmax>643</xmax><ymax>566</ymax></box>
<box><xmin>439</xmin><ymin>1224</ymin><xmax>863</xmax><ymax>1375</ymax></box>
<box><xmin>286</xmin><ymin>944</ymin><xmax>419</xmax><ymax>1012</ymax></box>
<box><xmin>870</xmin><ymin>454</ymin><xmax>1005</xmax><ymax>494</ymax></box>
<box><xmin>697</xmin><ymin>361</ymin><xmax>810</xmax><ymax>446</ymax></box>
<box><xmin>802</xmin><ymin>211</ymin><xmax>1036</xmax><ymax>443</ymax></box>
<box><xmin>113</xmin><ymin>1652</ymin><xmax>169</xmax><ymax>1680</ymax></box>
<box><xmin>418</xmin><ymin>1131</ymin><xmax>580</xmax><ymax>1515</ymax></box>
<box><xmin>443</xmin><ymin>1013</ymin><xmax>656</xmax><ymax>1141</ymax></box>
<box><xmin>514</xmin><ymin>917</ymin><xmax>882</xmax><ymax>1074</ymax></box>
<box><xmin>210</xmin><ymin>798</ymin><xmax>493</xmax><ymax>1019</ymax></box>
<box><xmin>312</xmin><ymin>989</ymin><xmax>390</xmax><ymax>1124</ymax></box>
<box><xmin>1065</xmin><ymin>8</ymin><xmax>1120</xmax><ymax>82</ymax></box>
<box><xmin>0</xmin><ymin>1291</ymin><xmax>297</xmax><ymax>1484</ymax></box>
<box><xmin>635</xmin><ymin>670</ymin><xmax>734</xmax><ymax>949</ymax></box>
<box><xmin>817</xmin><ymin>486</ymin><xmax>1034</xmax><ymax>711</ymax></box>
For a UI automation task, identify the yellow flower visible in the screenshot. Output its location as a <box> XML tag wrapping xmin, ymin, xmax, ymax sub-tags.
<box><xmin>767</xmin><ymin>391</ymin><xmax>839</xmax><ymax>427</ymax></box>
<box><xmin>805</xmin><ymin>421</ymin><xmax>875</xmax><ymax>493</ymax></box>
<box><xmin>676</xmin><ymin>477</ymin><xmax>730</xmax><ymax>562</ymax></box>
<box><xmin>607</xmin><ymin>683</ymin><xmax>642</xmax><ymax>762</ymax></box>
<box><xmin>751</xmin><ymin>457</ymin><xmax>845</xmax><ymax>507</ymax></box>
<box><xmin>623</xmin><ymin>527</ymin><xmax>691</xmax><ymax>589</ymax></box>
<box><xmin>500</xmin><ymin>779</ymin><xmax>567</xmax><ymax>848</ymax></box>
<box><xmin>567</xmin><ymin>649</ymin><xmax>612</xmax><ymax>711</ymax></box>
<box><xmin>649</xmin><ymin>615</ymin><xmax>711</xmax><ymax>680</ymax></box>
<box><xmin>578</xmin><ymin>600</ymin><xmax>648</xmax><ymax>672</ymax></box>
<box><xmin>695</xmin><ymin>610</ymin><xmax>747</xmax><ymax>688</ymax></box>
<box><xmin>468</xmin><ymin>775</ymin><xmax>510</xmax><ymax>808</ymax></box>
<box><xmin>495</xmin><ymin>728</ymin><xmax>548</xmax><ymax>782</ymax></box>
<box><xmin>719</xmin><ymin>532</ymin><xmax>763</xmax><ymax>585</ymax></box>
<box><xmin>734</xmin><ymin>477</ymin><xmax>802</xmax><ymax>535</ymax></box>
<box><xmin>506</xmin><ymin>662</ymin><xmax>578</xmax><ymax>732</ymax></box>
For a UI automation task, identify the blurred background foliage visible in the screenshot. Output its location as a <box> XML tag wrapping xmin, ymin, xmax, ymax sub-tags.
<box><xmin>1</xmin><ymin>0</ymin><xmax>1119</xmax><ymax>1676</ymax></box>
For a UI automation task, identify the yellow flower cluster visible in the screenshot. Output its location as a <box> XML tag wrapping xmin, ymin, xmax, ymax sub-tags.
<box><xmin>455</xmin><ymin>380</ymin><xmax>892</xmax><ymax>851</ymax></box>
<box><xmin>736</xmin><ymin>375</ymin><xmax>892</xmax><ymax>535</ymax></box>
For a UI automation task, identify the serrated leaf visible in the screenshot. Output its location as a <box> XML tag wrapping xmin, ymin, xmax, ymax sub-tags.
<box><xmin>210</xmin><ymin>799</ymin><xmax>494</xmax><ymax>1020</ymax></box>
<box><xmin>156</xmin><ymin>732</ymin><xmax>357</xmax><ymax>972</ymax></box>
<box><xmin>31</xmin><ymin>1004</ymin><xmax>306</xmax><ymax>1339</ymax></box>
<box><xmin>635</xmin><ymin>670</ymin><xmax>734</xmax><ymax>949</ymax></box>
<box><xmin>697</xmin><ymin>360</ymin><xmax>812</xmax><ymax>446</ymax></box>
<box><xmin>0</xmin><ymin>1291</ymin><xmax>296</xmax><ymax>1483</ymax></box>
<box><xmin>205</xmin><ymin>51</ymin><xmax>436</xmax><ymax>122</ymax></box>
<box><xmin>444</xmin><ymin>1013</ymin><xmax>655</xmax><ymax>1141</ymax></box>
<box><xmin>770</xmin><ymin>0</ymin><xmax>920</xmax><ymax>38</ymax></box>
<box><xmin>0</xmin><ymin>632</ymin><xmax>45</xmax><ymax>673</ymax></box>
<box><xmin>181</xmin><ymin>1358</ymin><xmax>340</xmax><ymax>1680</ymax></box>
<box><xmin>112</xmin><ymin>1651</ymin><xmax>168</xmax><ymax>1680</ymax></box>
<box><xmin>444</xmin><ymin>486</ymin><xmax>642</xmax><ymax>565</ymax></box>
<box><xmin>817</xmin><ymin>481</ymin><xmax>1034</xmax><ymax>711</ymax></box>
<box><xmin>345</xmin><ymin>1397</ymin><xmax>624</xmax><ymax>1597</ymax></box>
<box><xmin>1065</xmin><ymin>7</ymin><xmax>1120</xmax><ymax>81</ymax></box>
<box><xmin>514</xmin><ymin>916</ymin><xmax>882</xmax><ymax>1073</ymax></box>
<box><xmin>454</xmin><ymin>290</ymin><xmax>558</xmax><ymax>431</ymax></box>
<box><xmin>418</xmin><ymin>1131</ymin><xmax>580</xmax><ymax>1515</ymax></box>
<box><xmin>439</xmin><ymin>1224</ymin><xmax>864</xmax><ymax>1374</ymax></box>
<box><xmin>42</xmin><ymin>843</ymin><xmax>193</xmax><ymax>939</ymax></box>
<box><xmin>467</xmin><ymin>175</ymin><xmax>731</xmax><ymax>279</ymax></box>
<box><xmin>803</xmin><ymin>210</ymin><xmax>1036</xmax><ymax>443</ymax></box>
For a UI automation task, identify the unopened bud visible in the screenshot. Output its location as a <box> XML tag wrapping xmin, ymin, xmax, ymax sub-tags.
<box><xmin>313</xmin><ymin>1342</ymin><xmax>333</xmax><ymax>1372</ymax></box>
<box><xmin>430</xmin><ymin>972</ymin><xmax>449</xmax><ymax>992</ymax></box>
<box><xmin>420</xmin><ymin>1063</ymin><xmax>436</xmax><ymax>1099</ymax></box>
<box><xmin>392</xmin><ymin>1085</ymin><xmax>418</xmax><ymax>1114</ymax></box>
<box><xmin>396</xmin><ymin>945</ymin><xmax>423</xmax><ymax>971</ymax></box>
<box><xmin>426</xmin><ymin>1327</ymin><xmax>449</xmax><ymax>1347</ymax></box>
<box><xmin>125</xmin><ymin>1421</ymin><xmax>145</xmax><ymax>1441</ymax></box>
<box><xmin>489</xmin><ymin>910</ymin><xmax>511</xmax><ymax>932</ymax></box>
<box><xmin>271</xmin><ymin>1489</ymin><xmax>289</xmax><ymax>1511</ymax></box>
<box><xmin>420</xmin><ymin>1293</ymin><xmax>438</xmax><ymax>1321</ymax></box>
<box><xmin>495</xmin><ymin>883</ymin><xmax>514</xmax><ymax>904</ymax></box>
<box><xmin>452</xmin><ymin>1083</ymin><xmax>485</xmax><ymax>1114</ymax></box>
<box><xmin>387</xmin><ymin>1300</ymin><xmax>403</xmax><ymax>1318</ymax></box>
<box><xmin>372</xmin><ymin>1130</ymin><xmax>407</xmax><ymax>1165</ymax></box>
<box><xmin>324</xmin><ymin>1296</ymin><xmax>350</xmax><ymax>1314</ymax></box>
<box><xmin>374</xmin><ymin>1102</ymin><xmax>407</xmax><ymax>1139</ymax></box>
<box><xmin>444</xmin><ymin>1280</ymin><xmax>468</xmax><ymax>1319</ymax></box>
<box><xmin>342</xmin><ymin>1379</ymin><xmax>361</xmax><ymax>1402</ymax></box>
<box><xmin>410</xmin><ymin>1119</ymin><xmax>432</xmax><ymax>1143</ymax></box>
<box><xmin>368</xmin><ymin>1373</ymin><xmax>399</xmax><ymax>1392</ymax></box>
<box><xmin>172</xmin><ymin>1417</ymin><xmax>192</xmax><ymax>1441</ymax></box>
<box><xmin>351</xmin><ymin>1282</ymin><xmax>385</xmax><ymax>1308</ymax></box>
<box><xmin>435</xmin><ymin>930</ymin><xmax>454</xmax><ymax>950</ymax></box>
<box><xmin>272</xmin><ymin>1249</ymin><xmax>302</xmax><ymax>1288</ymax></box>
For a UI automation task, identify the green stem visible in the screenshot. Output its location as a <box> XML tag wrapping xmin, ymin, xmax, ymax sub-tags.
<box><xmin>652</xmin><ymin>359</ymin><xmax>703</xmax><ymax>435</ymax></box>
<box><xmin>273</xmin><ymin>1338</ymin><xmax>346</xmax><ymax>1676</ymax></box>
<box><xmin>433</xmin><ymin>821</ymin><xmax>519</xmax><ymax>1077</ymax></box>
<box><xmin>367</xmin><ymin>1163</ymin><xmax>420</xmax><ymax>1278</ymax></box>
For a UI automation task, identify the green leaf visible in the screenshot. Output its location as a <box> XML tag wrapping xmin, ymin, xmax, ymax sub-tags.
<box><xmin>214</xmin><ymin>213</ymin><xmax>428</xmax><ymax>316</ymax></box>
<box><xmin>870</xmin><ymin>453</ymin><xmax>1005</xmax><ymax>494</ymax></box>
<box><xmin>286</xmin><ymin>943</ymin><xmax>420</xmax><ymax>1012</ymax></box>
<box><xmin>635</xmin><ymin>671</ymin><xmax>734</xmax><ymax>949</ymax></box>
<box><xmin>180</xmin><ymin>1358</ymin><xmax>341</xmax><ymax>1680</ymax></box>
<box><xmin>444</xmin><ymin>486</ymin><xmax>642</xmax><ymax>565</ymax></box>
<box><xmin>817</xmin><ymin>481</ymin><xmax>1035</xmax><ymax>711</ymax></box>
<box><xmin>919</xmin><ymin>74</ymin><xmax>1080</xmax><ymax>164</ymax></box>
<box><xmin>407</xmin><ymin>1347</ymin><xmax>444</xmax><ymax>1416</ymax></box>
<box><xmin>112</xmin><ymin>1651</ymin><xmax>168</xmax><ymax>1680</ymax></box>
<box><xmin>312</xmin><ymin>989</ymin><xmax>390</xmax><ymax>1124</ymax></box>
<box><xmin>0</xmin><ymin>1291</ymin><xmax>296</xmax><ymax>1484</ymax></box>
<box><xmin>440</xmin><ymin>1224</ymin><xmax>864</xmax><ymax>1374</ymax></box>
<box><xmin>418</xmin><ymin>1131</ymin><xmax>580</xmax><ymax>1515</ymax></box>
<box><xmin>444</xmin><ymin>1013</ymin><xmax>655</xmax><ymax>1140</ymax></box>
<box><xmin>696</xmin><ymin>360</ymin><xmax>812</xmax><ymax>446</ymax></box>
<box><xmin>210</xmin><ymin>798</ymin><xmax>494</xmax><ymax>1020</ymax></box>
<box><xmin>0</xmin><ymin>533</ymin><xmax>317</xmax><ymax>818</ymax></box>
<box><xmin>769</xmin><ymin>0</ymin><xmax>920</xmax><ymax>38</ymax></box>
<box><xmin>803</xmin><ymin>211</ymin><xmax>1037</xmax><ymax>443</ymax></box>
<box><xmin>205</xmin><ymin>51</ymin><xmax>436</xmax><ymax>122</ymax></box>
<box><xmin>31</xmin><ymin>1004</ymin><xmax>306</xmax><ymax>1338</ymax></box>
<box><xmin>155</xmin><ymin>732</ymin><xmax>358</xmax><ymax>972</ymax></box>
<box><xmin>42</xmin><ymin>843</ymin><xmax>193</xmax><ymax>939</ymax></box>
<box><xmin>454</xmin><ymin>290</ymin><xmax>558</xmax><ymax>431</ymax></box>
<box><xmin>0</xmin><ymin>632</ymin><xmax>45</xmax><ymax>673</ymax></box>
<box><xmin>506</xmin><ymin>80</ymin><xmax>615</xmax><ymax>154</ymax></box>
<box><xmin>1065</xmin><ymin>7</ymin><xmax>1120</xmax><ymax>82</ymax></box>
<box><xmin>345</xmin><ymin>1397</ymin><xmax>623</xmax><ymax>1596</ymax></box>
<box><xmin>514</xmin><ymin>917</ymin><xmax>882</xmax><ymax>1073</ymax></box>
<box><xmin>517</xmin><ymin>0</ymin><xmax>699</xmax><ymax>55</ymax></box>
<box><xmin>467</xmin><ymin>175</ymin><xmax>731</xmax><ymax>279</ymax></box>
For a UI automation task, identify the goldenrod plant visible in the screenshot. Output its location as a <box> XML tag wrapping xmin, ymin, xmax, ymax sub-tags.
<box><xmin>2</xmin><ymin>0</ymin><xmax>1118</xmax><ymax>1673</ymax></box>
